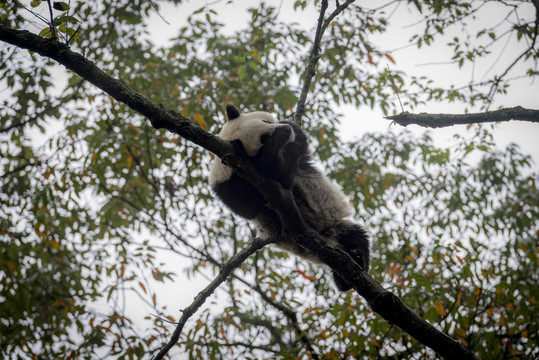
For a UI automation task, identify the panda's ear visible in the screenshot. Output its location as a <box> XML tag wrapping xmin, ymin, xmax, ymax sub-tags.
<box><xmin>226</xmin><ymin>104</ymin><xmax>240</xmax><ymax>121</ymax></box>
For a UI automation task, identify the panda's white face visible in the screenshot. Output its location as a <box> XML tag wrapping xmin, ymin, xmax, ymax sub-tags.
<box><xmin>210</xmin><ymin>110</ymin><xmax>287</xmax><ymax>187</ymax></box>
<box><xmin>218</xmin><ymin>111</ymin><xmax>281</xmax><ymax>156</ymax></box>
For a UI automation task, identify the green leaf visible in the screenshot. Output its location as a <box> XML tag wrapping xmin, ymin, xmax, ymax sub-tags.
<box><xmin>39</xmin><ymin>27</ymin><xmax>51</xmax><ymax>38</ymax></box>
<box><xmin>237</xmin><ymin>65</ymin><xmax>246</xmax><ymax>81</ymax></box>
<box><xmin>53</xmin><ymin>1</ymin><xmax>69</xmax><ymax>11</ymax></box>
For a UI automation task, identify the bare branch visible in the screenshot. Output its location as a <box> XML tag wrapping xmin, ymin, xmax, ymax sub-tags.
<box><xmin>152</xmin><ymin>237</ymin><xmax>274</xmax><ymax>360</ymax></box>
<box><xmin>294</xmin><ymin>0</ymin><xmax>355</xmax><ymax>126</ymax></box>
<box><xmin>385</xmin><ymin>106</ymin><xmax>539</xmax><ymax>128</ymax></box>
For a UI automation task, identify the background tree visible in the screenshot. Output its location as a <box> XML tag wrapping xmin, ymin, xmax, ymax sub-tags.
<box><xmin>0</xmin><ymin>0</ymin><xmax>538</xmax><ymax>359</ymax></box>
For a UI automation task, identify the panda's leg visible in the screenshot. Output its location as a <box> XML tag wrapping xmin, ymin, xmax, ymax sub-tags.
<box><xmin>331</xmin><ymin>221</ymin><xmax>371</xmax><ymax>291</ymax></box>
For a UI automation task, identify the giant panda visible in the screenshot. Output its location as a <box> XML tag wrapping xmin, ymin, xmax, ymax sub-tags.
<box><xmin>209</xmin><ymin>104</ymin><xmax>370</xmax><ymax>291</ymax></box>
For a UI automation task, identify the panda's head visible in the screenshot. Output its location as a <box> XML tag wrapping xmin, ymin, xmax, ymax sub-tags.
<box><xmin>218</xmin><ymin>104</ymin><xmax>281</xmax><ymax>157</ymax></box>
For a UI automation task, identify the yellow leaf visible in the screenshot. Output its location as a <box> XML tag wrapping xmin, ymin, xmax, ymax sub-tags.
<box><xmin>404</xmin><ymin>255</ymin><xmax>415</xmax><ymax>263</ymax></box>
<box><xmin>293</xmin><ymin>269</ymin><xmax>315</xmax><ymax>281</ymax></box>
<box><xmin>194</xmin><ymin>112</ymin><xmax>206</xmax><ymax>129</ymax></box>
<box><xmin>51</xmin><ymin>238</ymin><xmax>60</xmax><ymax>250</ymax></box>
<box><xmin>320</xmin><ymin>329</ymin><xmax>330</xmax><ymax>339</ymax></box>
<box><xmin>369</xmin><ymin>336</ymin><xmax>380</xmax><ymax>347</ymax></box>
<box><xmin>385</xmin><ymin>53</ymin><xmax>396</xmax><ymax>64</ymax></box>
<box><xmin>410</xmin><ymin>246</ymin><xmax>418</xmax><ymax>255</ymax></box>
<box><xmin>139</xmin><ymin>281</ymin><xmax>146</xmax><ymax>293</ymax></box>
<box><xmin>434</xmin><ymin>300</ymin><xmax>446</xmax><ymax>316</ymax></box>
<box><xmin>319</xmin><ymin>127</ymin><xmax>326</xmax><ymax>141</ymax></box>
<box><xmin>499</xmin><ymin>313</ymin><xmax>505</xmax><ymax>326</ymax></box>
<box><xmin>454</xmin><ymin>327</ymin><xmax>466</xmax><ymax>337</ymax></box>
<box><xmin>456</xmin><ymin>291</ymin><xmax>462</xmax><ymax>308</ymax></box>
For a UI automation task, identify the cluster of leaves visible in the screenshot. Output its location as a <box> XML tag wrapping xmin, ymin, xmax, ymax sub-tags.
<box><xmin>0</xmin><ymin>0</ymin><xmax>538</xmax><ymax>359</ymax></box>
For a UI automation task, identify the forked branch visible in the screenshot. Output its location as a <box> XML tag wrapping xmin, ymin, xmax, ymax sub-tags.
<box><xmin>152</xmin><ymin>237</ymin><xmax>274</xmax><ymax>360</ymax></box>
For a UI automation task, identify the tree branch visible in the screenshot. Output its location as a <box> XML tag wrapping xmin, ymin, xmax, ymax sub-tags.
<box><xmin>152</xmin><ymin>237</ymin><xmax>274</xmax><ymax>360</ymax></box>
<box><xmin>385</xmin><ymin>106</ymin><xmax>539</xmax><ymax>128</ymax></box>
<box><xmin>0</xmin><ymin>24</ymin><xmax>230</xmax><ymax>159</ymax></box>
<box><xmin>294</xmin><ymin>0</ymin><xmax>355</xmax><ymax>126</ymax></box>
<box><xmin>0</xmin><ymin>24</ymin><xmax>479</xmax><ymax>360</ymax></box>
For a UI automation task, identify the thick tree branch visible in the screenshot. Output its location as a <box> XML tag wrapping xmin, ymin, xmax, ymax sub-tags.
<box><xmin>152</xmin><ymin>237</ymin><xmax>274</xmax><ymax>360</ymax></box>
<box><xmin>290</xmin><ymin>231</ymin><xmax>479</xmax><ymax>359</ymax></box>
<box><xmin>0</xmin><ymin>25</ymin><xmax>479</xmax><ymax>360</ymax></box>
<box><xmin>0</xmin><ymin>24</ymin><xmax>230</xmax><ymax>158</ymax></box>
<box><xmin>386</xmin><ymin>106</ymin><xmax>539</xmax><ymax>128</ymax></box>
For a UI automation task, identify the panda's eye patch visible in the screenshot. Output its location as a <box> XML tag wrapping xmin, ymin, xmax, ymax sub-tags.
<box><xmin>261</xmin><ymin>120</ymin><xmax>271</xmax><ymax>124</ymax></box>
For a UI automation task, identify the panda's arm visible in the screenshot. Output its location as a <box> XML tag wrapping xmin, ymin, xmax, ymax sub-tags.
<box><xmin>212</xmin><ymin>173</ymin><xmax>265</xmax><ymax>219</ymax></box>
<box><xmin>255</xmin><ymin>123</ymin><xmax>309</xmax><ymax>188</ymax></box>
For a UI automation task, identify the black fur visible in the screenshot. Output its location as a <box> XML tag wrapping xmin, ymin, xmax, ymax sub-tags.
<box><xmin>212</xmin><ymin>121</ymin><xmax>307</xmax><ymax>219</ymax></box>
<box><xmin>226</xmin><ymin>104</ymin><xmax>241</xmax><ymax>120</ymax></box>
<box><xmin>213</xmin><ymin>173</ymin><xmax>264</xmax><ymax>219</ymax></box>
<box><xmin>332</xmin><ymin>222</ymin><xmax>370</xmax><ymax>291</ymax></box>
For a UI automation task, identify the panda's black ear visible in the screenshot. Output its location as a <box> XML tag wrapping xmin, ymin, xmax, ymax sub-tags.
<box><xmin>226</xmin><ymin>104</ymin><xmax>240</xmax><ymax>121</ymax></box>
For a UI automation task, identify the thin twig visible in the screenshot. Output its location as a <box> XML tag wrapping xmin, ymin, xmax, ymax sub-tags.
<box><xmin>45</xmin><ymin>0</ymin><xmax>57</xmax><ymax>40</ymax></box>
<box><xmin>387</xmin><ymin>64</ymin><xmax>404</xmax><ymax>113</ymax></box>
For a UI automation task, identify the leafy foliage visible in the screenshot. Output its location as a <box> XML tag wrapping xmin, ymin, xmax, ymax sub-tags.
<box><xmin>1</xmin><ymin>0</ymin><xmax>538</xmax><ymax>359</ymax></box>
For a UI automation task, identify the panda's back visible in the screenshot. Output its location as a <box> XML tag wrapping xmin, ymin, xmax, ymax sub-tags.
<box><xmin>292</xmin><ymin>171</ymin><xmax>353</xmax><ymax>232</ymax></box>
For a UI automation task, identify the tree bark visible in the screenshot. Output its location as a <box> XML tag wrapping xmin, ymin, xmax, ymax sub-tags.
<box><xmin>386</xmin><ymin>106</ymin><xmax>539</xmax><ymax>128</ymax></box>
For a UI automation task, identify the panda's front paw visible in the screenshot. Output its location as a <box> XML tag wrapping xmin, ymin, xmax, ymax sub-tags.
<box><xmin>270</xmin><ymin>125</ymin><xmax>293</xmax><ymax>148</ymax></box>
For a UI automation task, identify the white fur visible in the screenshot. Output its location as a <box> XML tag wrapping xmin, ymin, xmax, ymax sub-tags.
<box><xmin>218</xmin><ymin>112</ymin><xmax>280</xmax><ymax>156</ymax></box>
<box><xmin>293</xmin><ymin>174</ymin><xmax>353</xmax><ymax>231</ymax></box>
